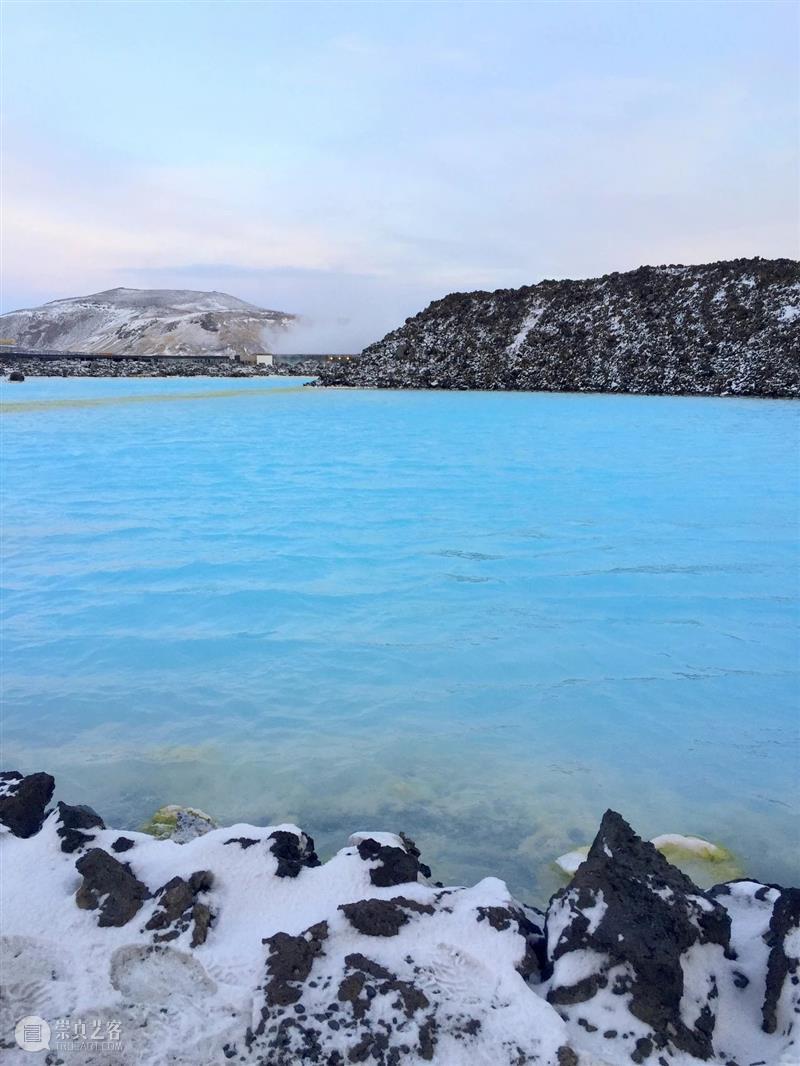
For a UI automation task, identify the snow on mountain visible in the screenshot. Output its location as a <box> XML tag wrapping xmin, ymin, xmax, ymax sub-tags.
<box><xmin>0</xmin><ymin>288</ymin><xmax>296</xmax><ymax>357</ymax></box>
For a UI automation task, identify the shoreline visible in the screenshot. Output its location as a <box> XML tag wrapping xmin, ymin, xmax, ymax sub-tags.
<box><xmin>0</xmin><ymin>356</ymin><xmax>324</xmax><ymax>380</ymax></box>
<box><xmin>2</xmin><ymin>361</ymin><xmax>798</xmax><ymax>400</ymax></box>
<box><xmin>2</xmin><ymin>769</ymin><xmax>797</xmax><ymax>1065</ymax></box>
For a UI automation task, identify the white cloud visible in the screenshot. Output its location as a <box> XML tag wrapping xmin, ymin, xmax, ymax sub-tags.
<box><xmin>2</xmin><ymin>19</ymin><xmax>797</xmax><ymax>349</ymax></box>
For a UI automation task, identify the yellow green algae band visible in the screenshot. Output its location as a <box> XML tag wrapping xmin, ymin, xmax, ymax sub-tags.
<box><xmin>0</xmin><ymin>383</ymin><xmax>310</xmax><ymax>413</ymax></box>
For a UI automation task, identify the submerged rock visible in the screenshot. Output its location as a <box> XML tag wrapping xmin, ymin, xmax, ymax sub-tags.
<box><xmin>554</xmin><ymin>846</ymin><xmax>590</xmax><ymax>876</ymax></box>
<box><xmin>649</xmin><ymin>833</ymin><xmax>730</xmax><ymax>862</ymax></box>
<box><xmin>651</xmin><ymin>834</ymin><xmax>743</xmax><ymax>885</ymax></box>
<box><xmin>140</xmin><ymin>803</ymin><xmax>218</xmax><ymax>842</ymax></box>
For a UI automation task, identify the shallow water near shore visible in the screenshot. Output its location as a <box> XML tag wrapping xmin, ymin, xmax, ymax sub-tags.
<box><xmin>2</xmin><ymin>376</ymin><xmax>798</xmax><ymax>902</ymax></box>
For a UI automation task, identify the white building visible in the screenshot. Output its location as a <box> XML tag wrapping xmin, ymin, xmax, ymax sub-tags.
<box><xmin>238</xmin><ymin>352</ymin><xmax>274</xmax><ymax>366</ymax></box>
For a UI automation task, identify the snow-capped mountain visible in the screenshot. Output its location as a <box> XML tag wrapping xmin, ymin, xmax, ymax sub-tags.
<box><xmin>316</xmin><ymin>257</ymin><xmax>800</xmax><ymax>397</ymax></box>
<box><xmin>0</xmin><ymin>288</ymin><xmax>295</xmax><ymax>356</ymax></box>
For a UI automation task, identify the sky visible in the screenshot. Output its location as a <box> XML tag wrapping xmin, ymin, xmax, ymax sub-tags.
<box><xmin>1</xmin><ymin>0</ymin><xmax>798</xmax><ymax>350</ymax></box>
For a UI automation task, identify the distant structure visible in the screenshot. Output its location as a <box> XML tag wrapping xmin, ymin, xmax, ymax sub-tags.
<box><xmin>237</xmin><ymin>352</ymin><xmax>274</xmax><ymax>367</ymax></box>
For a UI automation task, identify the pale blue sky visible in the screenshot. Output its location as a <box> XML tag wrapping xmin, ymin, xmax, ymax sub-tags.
<box><xmin>2</xmin><ymin>0</ymin><xmax>798</xmax><ymax>347</ymax></box>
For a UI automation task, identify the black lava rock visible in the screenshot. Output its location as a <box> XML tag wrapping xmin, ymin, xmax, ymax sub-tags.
<box><xmin>316</xmin><ymin>257</ymin><xmax>800</xmax><ymax>398</ymax></box>
<box><xmin>56</xmin><ymin>800</ymin><xmax>105</xmax><ymax>853</ymax></box>
<box><xmin>356</xmin><ymin>835</ymin><xmax>430</xmax><ymax>887</ymax></box>
<box><xmin>224</xmin><ymin>836</ymin><xmax>259</xmax><ymax>849</ymax></box>
<box><xmin>546</xmin><ymin>810</ymin><xmax>731</xmax><ymax>1059</ymax></box>
<box><xmin>762</xmin><ymin>886</ymin><xmax>800</xmax><ymax>1034</ymax></box>
<box><xmin>476</xmin><ymin>903</ymin><xmax>546</xmax><ymax>979</ymax></box>
<box><xmin>111</xmin><ymin>836</ymin><xmax>135</xmax><ymax>852</ymax></box>
<box><xmin>75</xmin><ymin>848</ymin><xmax>150</xmax><ymax>927</ymax></box>
<box><xmin>269</xmin><ymin>830</ymin><xmax>321</xmax><ymax>877</ymax></box>
<box><xmin>0</xmin><ymin>770</ymin><xmax>54</xmax><ymax>837</ymax></box>
<box><xmin>145</xmin><ymin>869</ymin><xmax>214</xmax><ymax>947</ymax></box>
<box><xmin>258</xmin><ymin>922</ymin><xmax>329</xmax><ymax>1008</ymax></box>
<box><xmin>340</xmin><ymin>896</ymin><xmax>434</xmax><ymax>938</ymax></box>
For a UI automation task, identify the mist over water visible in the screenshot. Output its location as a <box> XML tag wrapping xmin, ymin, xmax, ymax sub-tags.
<box><xmin>252</xmin><ymin>268</ymin><xmax>438</xmax><ymax>354</ymax></box>
<box><xmin>267</xmin><ymin>315</ymin><xmax>368</xmax><ymax>356</ymax></box>
<box><xmin>1</xmin><ymin>377</ymin><xmax>797</xmax><ymax>901</ymax></box>
<box><xmin>266</xmin><ymin>300</ymin><xmax>400</xmax><ymax>356</ymax></box>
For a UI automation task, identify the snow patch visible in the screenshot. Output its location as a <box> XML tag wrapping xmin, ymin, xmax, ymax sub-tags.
<box><xmin>507</xmin><ymin>302</ymin><xmax>544</xmax><ymax>354</ymax></box>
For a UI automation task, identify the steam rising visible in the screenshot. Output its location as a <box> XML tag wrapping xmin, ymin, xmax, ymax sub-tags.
<box><xmin>244</xmin><ymin>270</ymin><xmax>439</xmax><ymax>355</ymax></box>
<box><xmin>267</xmin><ymin>315</ymin><xmax>368</xmax><ymax>357</ymax></box>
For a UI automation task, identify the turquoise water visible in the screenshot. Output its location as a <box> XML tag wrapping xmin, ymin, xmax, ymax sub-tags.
<box><xmin>1</xmin><ymin>377</ymin><xmax>798</xmax><ymax>901</ymax></box>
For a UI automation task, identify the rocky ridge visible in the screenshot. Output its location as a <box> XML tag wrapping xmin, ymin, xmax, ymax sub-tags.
<box><xmin>1</xmin><ymin>770</ymin><xmax>797</xmax><ymax>1065</ymax></box>
<box><xmin>0</xmin><ymin>356</ymin><xmax>325</xmax><ymax>379</ymax></box>
<box><xmin>315</xmin><ymin>258</ymin><xmax>800</xmax><ymax>397</ymax></box>
<box><xmin>0</xmin><ymin>288</ymin><xmax>295</xmax><ymax>358</ymax></box>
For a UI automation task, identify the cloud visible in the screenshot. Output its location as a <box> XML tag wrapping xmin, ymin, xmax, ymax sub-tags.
<box><xmin>2</xmin><ymin>2</ymin><xmax>797</xmax><ymax>348</ymax></box>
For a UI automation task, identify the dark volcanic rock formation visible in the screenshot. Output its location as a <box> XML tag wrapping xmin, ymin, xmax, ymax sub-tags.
<box><xmin>340</xmin><ymin>896</ymin><xmax>435</xmax><ymax>937</ymax></box>
<box><xmin>257</xmin><ymin>921</ymin><xmax>330</xmax><ymax>1009</ymax></box>
<box><xmin>356</xmin><ymin>834</ymin><xmax>432</xmax><ymax>887</ymax></box>
<box><xmin>1</xmin><ymin>356</ymin><xmax>323</xmax><ymax>379</ymax></box>
<box><xmin>316</xmin><ymin>258</ymin><xmax>799</xmax><ymax>396</ymax></box>
<box><xmin>269</xmin><ymin>829</ymin><xmax>321</xmax><ymax>877</ymax></box>
<box><xmin>56</xmin><ymin>799</ymin><xmax>106</xmax><ymax>853</ymax></box>
<box><xmin>145</xmin><ymin>870</ymin><xmax>215</xmax><ymax>947</ymax></box>
<box><xmin>0</xmin><ymin>769</ymin><xmax>54</xmax><ymax>837</ymax></box>
<box><xmin>75</xmin><ymin>847</ymin><xmax>151</xmax><ymax>927</ymax></box>
<box><xmin>761</xmin><ymin>886</ymin><xmax>800</xmax><ymax>1034</ymax></box>
<box><xmin>2</xmin><ymin>768</ymin><xmax>798</xmax><ymax>1065</ymax></box>
<box><xmin>546</xmin><ymin>810</ymin><xmax>731</xmax><ymax>1060</ymax></box>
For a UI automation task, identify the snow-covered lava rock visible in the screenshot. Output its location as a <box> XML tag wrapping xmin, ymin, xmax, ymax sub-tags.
<box><xmin>316</xmin><ymin>258</ymin><xmax>799</xmax><ymax>397</ymax></box>
<box><xmin>0</xmin><ymin>770</ymin><xmax>797</xmax><ymax>1065</ymax></box>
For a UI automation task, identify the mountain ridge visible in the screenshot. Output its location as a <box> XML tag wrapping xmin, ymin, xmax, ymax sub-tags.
<box><xmin>316</xmin><ymin>257</ymin><xmax>799</xmax><ymax>397</ymax></box>
<box><xmin>0</xmin><ymin>287</ymin><xmax>295</xmax><ymax>357</ymax></box>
